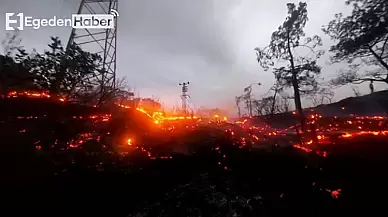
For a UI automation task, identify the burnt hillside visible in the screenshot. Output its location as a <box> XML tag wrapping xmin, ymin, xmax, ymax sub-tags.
<box><xmin>252</xmin><ymin>90</ymin><xmax>388</xmax><ymax>128</ymax></box>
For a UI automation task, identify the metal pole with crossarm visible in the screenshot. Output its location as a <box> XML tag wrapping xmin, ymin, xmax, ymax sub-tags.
<box><xmin>179</xmin><ymin>82</ymin><xmax>190</xmax><ymax>115</ymax></box>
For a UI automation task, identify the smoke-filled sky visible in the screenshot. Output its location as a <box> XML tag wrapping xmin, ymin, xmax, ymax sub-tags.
<box><xmin>0</xmin><ymin>0</ymin><xmax>386</xmax><ymax>115</ymax></box>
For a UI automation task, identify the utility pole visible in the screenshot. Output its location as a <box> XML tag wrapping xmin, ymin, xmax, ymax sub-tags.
<box><xmin>179</xmin><ymin>82</ymin><xmax>190</xmax><ymax>115</ymax></box>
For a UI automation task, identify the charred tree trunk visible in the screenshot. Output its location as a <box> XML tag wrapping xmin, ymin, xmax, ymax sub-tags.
<box><xmin>287</xmin><ymin>30</ymin><xmax>305</xmax><ymax>129</ymax></box>
<box><xmin>270</xmin><ymin>87</ymin><xmax>278</xmax><ymax>116</ymax></box>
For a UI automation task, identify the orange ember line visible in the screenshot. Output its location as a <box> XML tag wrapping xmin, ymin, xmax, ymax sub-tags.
<box><xmin>293</xmin><ymin>144</ymin><xmax>312</xmax><ymax>153</ymax></box>
<box><xmin>340</xmin><ymin>130</ymin><xmax>388</xmax><ymax>138</ymax></box>
<box><xmin>120</xmin><ymin>105</ymin><xmax>202</xmax><ymax>125</ymax></box>
<box><xmin>6</xmin><ymin>90</ymin><xmax>66</xmax><ymax>102</ymax></box>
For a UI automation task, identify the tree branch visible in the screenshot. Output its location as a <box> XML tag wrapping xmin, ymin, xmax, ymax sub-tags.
<box><xmin>353</xmin><ymin>77</ymin><xmax>386</xmax><ymax>84</ymax></box>
<box><xmin>368</xmin><ymin>46</ymin><xmax>388</xmax><ymax>72</ymax></box>
<box><xmin>380</xmin><ymin>35</ymin><xmax>388</xmax><ymax>58</ymax></box>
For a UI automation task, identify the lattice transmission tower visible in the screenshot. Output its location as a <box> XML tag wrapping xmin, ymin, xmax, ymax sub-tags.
<box><xmin>67</xmin><ymin>0</ymin><xmax>118</xmax><ymax>89</ymax></box>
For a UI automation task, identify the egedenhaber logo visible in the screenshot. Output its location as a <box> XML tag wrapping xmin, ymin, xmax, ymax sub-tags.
<box><xmin>110</xmin><ymin>9</ymin><xmax>119</xmax><ymax>17</ymax></box>
<box><xmin>5</xmin><ymin>13</ymin><xmax>24</xmax><ymax>30</ymax></box>
<box><xmin>5</xmin><ymin>9</ymin><xmax>119</xmax><ymax>30</ymax></box>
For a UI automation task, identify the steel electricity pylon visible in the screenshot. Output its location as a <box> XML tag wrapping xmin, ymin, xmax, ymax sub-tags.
<box><xmin>67</xmin><ymin>0</ymin><xmax>118</xmax><ymax>89</ymax></box>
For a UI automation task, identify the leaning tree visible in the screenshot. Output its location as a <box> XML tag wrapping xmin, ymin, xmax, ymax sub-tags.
<box><xmin>255</xmin><ymin>2</ymin><xmax>324</xmax><ymax>128</ymax></box>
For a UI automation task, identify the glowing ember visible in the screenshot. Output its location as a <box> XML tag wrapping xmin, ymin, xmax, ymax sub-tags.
<box><xmin>6</xmin><ymin>90</ymin><xmax>66</xmax><ymax>102</ymax></box>
<box><xmin>326</xmin><ymin>188</ymin><xmax>342</xmax><ymax>199</ymax></box>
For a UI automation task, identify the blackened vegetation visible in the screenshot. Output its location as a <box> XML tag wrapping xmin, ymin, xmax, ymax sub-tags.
<box><xmin>0</xmin><ymin>97</ymin><xmax>387</xmax><ymax>217</ymax></box>
<box><xmin>251</xmin><ymin>90</ymin><xmax>388</xmax><ymax>129</ymax></box>
<box><xmin>1</xmin><ymin>35</ymin><xmax>132</xmax><ymax>106</ymax></box>
<box><xmin>2</xmin><ymin>0</ymin><xmax>388</xmax><ymax>216</ymax></box>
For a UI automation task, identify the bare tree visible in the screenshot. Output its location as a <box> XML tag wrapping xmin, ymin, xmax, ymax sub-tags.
<box><xmin>279</xmin><ymin>96</ymin><xmax>290</xmax><ymax>113</ymax></box>
<box><xmin>243</xmin><ymin>93</ymin><xmax>253</xmax><ymax>116</ymax></box>
<box><xmin>251</xmin><ymin>99</ymin><xmax>263</xmax><ymax>116</ymax></box>
<box><xmin>350</xmin><ymin>86</ymin><xmax>362</xmax><ymax>97</ymax></box>
<box><xmin>306</xmin><ymin>87</ymin><xmax>334</xmax><ymax>106</ymax></box>
<box><xmin>75</xmin><ymin>76</ymin><xmax>133</xmax><ymax>105</ymax></box>
<box><xmin>262</xmin><ymin>96</ymin><xmax>275</xmax><ymax>115</ymax></box>
<box><xmin>251</xmin><ymin>96</ymin><xmax>274</xmax><ymax>116</ymax></box>
<box><xmin>268</xmin><ymin>84</ymin><xmax>283</xmax><ymax>115</ymax></box>
<box><xmin>235</xmin><ymin>96</ymin><xmax>243</xmax><ymax>118</ymax></box>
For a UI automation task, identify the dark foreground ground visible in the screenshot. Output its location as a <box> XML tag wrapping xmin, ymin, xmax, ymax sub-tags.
<box><xmin>3</xmin><ymin>132</ymin><xmax>388</xmax><ymax>217</ymax></box>
<box><xmin>1</xmin><ymin>100</ymin><xmax>388</xmax><ymax>217</ymax></box>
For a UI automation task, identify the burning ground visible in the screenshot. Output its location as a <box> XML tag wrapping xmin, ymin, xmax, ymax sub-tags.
<box><xmin>2</xmin><ymin>92</ymin><xmax>388</xmax><ymax>217</ymax></box>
